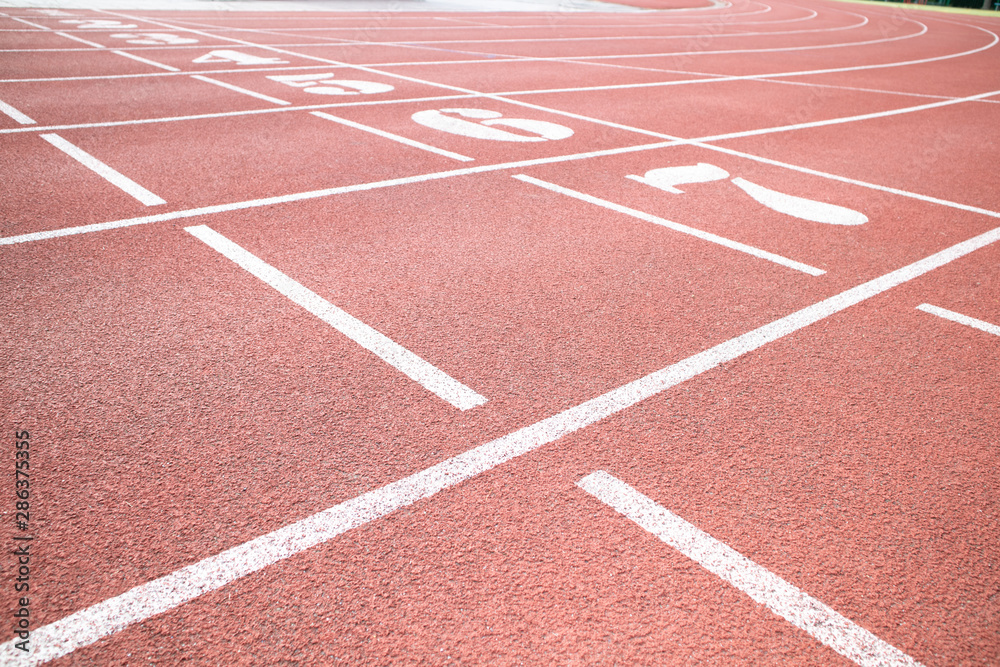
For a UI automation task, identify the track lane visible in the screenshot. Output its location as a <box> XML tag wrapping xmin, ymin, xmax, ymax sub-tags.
<box><xmin>2</xmin><ymin>1</ymin><xmax>998</xmax><ymax>664</ymax></box>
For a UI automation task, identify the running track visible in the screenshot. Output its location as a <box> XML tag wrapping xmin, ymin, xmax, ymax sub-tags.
<box><xmin>1</xmin><ymin>0</ymin><xmax>999</xmax><ymax>664</ymax></box>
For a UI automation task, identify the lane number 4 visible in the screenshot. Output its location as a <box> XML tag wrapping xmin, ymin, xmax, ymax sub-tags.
<box><xmin>192</xmin><ymin>50</ymin><xmax>288</xmax><ymax>66</ymax></box>
<box><xmin>59</xmin><ymin>19</ymin><xmax>138</xmax><ymax>29</ymax></box>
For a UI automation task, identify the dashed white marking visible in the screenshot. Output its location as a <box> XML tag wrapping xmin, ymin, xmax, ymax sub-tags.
<box><xmin>514</xmin><ymin>174</ymin><xmax>825</xmax><ymax>276</ymax></box>
<box><xmin>695</xmin><ymin>87</ymin><xmax>1000</xmax><ymax>144</ymax></box>
<box><xmin>577</xmin><ymin>471</ymin><xmax>923</xmax><ymax>667</ymax></box>
<box><xmin>917</xmin><ymin>303</ymin><xmax>1000</xmax><ymax>338</ymax></box>
<box><xmin>0</xmin><ymin>64</ymin><xmax>349</xmax><ymax>84</ymax></box>
<box><xmin>185</xmin><ymin>225</ymin><xmax>487</xmax><ymax>411</ymax></box>
<box><xmin>311</xmin><ymin>110</ymin><xmax>473</xmax><ymax>162</ymax></box>
<box><xmin>39</xmin><ymin>133</ymin><xmax>165</xmax><ymax>206</ymax></box>
<box><xmin>190</xmin><ymin>74</ymin><xmax>290</xmax><ymax>105</ymax></box>
<box><xmin>0</xmin><ymin>98</ymin><xmax>34</xmax><ymax>125</ymax></box>
<box><xmin>0</xmin><ymin>139</ymin><xmax>680</xmax><ymax>247</ymax></box>
<box><xmin>6</xmin><ymin>215</ymin><xmax>1000</xmax><ymax>666</ymax></box>
<box><xmin>53</xmin><ymin>31</ymin><xmax>104</xmax><ymax>48</ymax></box>
<box><xmin>111</xmin><ymin>50</ymin><xmax>179</xmax><ymax>71</ymax></box>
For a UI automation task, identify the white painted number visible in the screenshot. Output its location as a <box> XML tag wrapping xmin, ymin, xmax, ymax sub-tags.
<box><xmin>627</xmin><ymin>163</ymin><xmax>729</xmax><ymax>194</ymax></box>
<box><xmin>266</xmin><ymin>73</ymin><xmax>394</xmax><ymax>96</ymax></box>
<box><xmin>110</xmin><ymin>33</ymin><xmax>198</xmax><ymax>46</ymax></box>
<box><xmin>628</xmin><ymin>163</ymin><xmax>868</xmax><ymax>226</ymax></box>
<box><xmin>192</xmin><ymin>50</ymin><xmax>288</xmax><ymax>66</ymax></box>
<box><xmin>411</xmin><ymin>108</ymin><xmax>574</xmax><ymax>143</ymax></box>
<box><xmin>59</xmin><ymin>19</ymin><xmax>138</xmax><ymax>30</ymax></box>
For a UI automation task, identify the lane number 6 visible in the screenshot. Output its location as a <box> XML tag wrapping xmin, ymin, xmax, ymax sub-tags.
<box><xmin>411</xmin><ymin>108</ymin><xmax>574</xmax><ymax>143</ymax></box>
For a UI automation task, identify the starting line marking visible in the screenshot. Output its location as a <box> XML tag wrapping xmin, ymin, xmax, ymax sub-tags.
<box><xmin>576</xmin><ymin>471</ymin><xmax>923</xmax><ymax>667</ymax></box>
<box><xmin>190</xmin><ymin>74</ymin><xmax>290</xmax><ymax>105</ymax></box>
<box><xmin>112</xmin><ymin>49</ymin><xmax>179</xmax><ymax>72</ymax></box>
<box><xmin>39</xmin><ymin>133</ymin><xmax>166</xmax><ymax>207</ymax></box>
<box><xmin>513</xmin><ymin>174</ymin><xmax>825</xmax><ymax>276</ymax></box>
<box><xmin>185</xmin><ymin>225</ymin><xmax>487</xmax><ymax>411</ymax></box>
<box><xmin>311</xmin><ymin>111</ymin><xmax>474</xmax><ymax>162</ymax></box>
<box><xmin>916</xmin><ymin>303</ymin><xmax>1000</xmax><ymax>338</ymax></box>
<box><xmin>0</xmin><ymin>139</ymin><xmax>681</xmax><ymax>247</ymax></box>
<box><xmin>0</xmin><ymin>98</ymin><xmax>34</xmax><ymax>125</ymax></box>
<box><xmin>53</xmin><ymin>31</ymin><xmax>103</xmax><ymax>49</ymax></box>
<box><xmin>7</xmin><ymin>216</ymin><xmax>1000</xmax><ymax>666</ymax></box>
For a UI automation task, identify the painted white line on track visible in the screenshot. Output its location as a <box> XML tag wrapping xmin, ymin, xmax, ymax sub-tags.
<box><xmin>311</xmin><ymin>111</ymin><xmax>474</xmax><ymax>162</ymax></box>
<box><xmin>690</xmin><ymin>143</ymin><xmax>1000</xmax><ymax>222</ymax></box>
<box><xmin>185</xmin><ymin>225</ymin><xmax>486</xmax><ymax>411</ymax></box>
<box><xmin>917</xmin><ymin>303</ymin><xmax>1000</xmax><ymax>337</ymax></box>
<box><xmin>112</xmin><ymin>50</ymin><xmax>179</xmax><ymax>71</ymax></box>
<box><xmin>53</xmin><ymin>31</ymin><xmax>104</xmax><ymax>48</ymax></box>
<box><xmin>190</xmin><ymin>74</ymin><xmax>290</xmax><ymax>105</ymax></box>
<box><xmin>695</xmin><ymin>87</ymin><xmax>1000</xmax><ymax>144</ymax></box>
<box><xmin>0</xmin><ymin>64</ymin><xmax>346</xmax><ymax>83</ymax></box>
<box><xmin>0</xmin><ymin>98</ymin><xmax>34</xmax><ymax>125</ymax></box>
<box><xmin>576</xmin><ymin>471</ymin><xmax>923</xmax><ymax>667</ymax></box>
<box><xmin>377</xmin><ymin>13</ymin><xmax>869</xmax><ymax>45</ymax></box>
<box><xmin>0</xmin><ymin>140</ymin><xmax>679</xmax><ymax>247</ymax></box>
<box><xmin>5</xmin><ymin>214</ymin><xmax>1000</xmax><ymax>666</ymax></box>
<box><xmin>0</xmin><ymin>94</ymin><xmax>478</xmax><ymax>136</ymax></box>
<box><xmin>514</xmin><ymin>174</ymin><xmax>825</xmax><ymax>276</ymax></box>
<box><xmin>5</xmin><ymin>129</ymin><xmax>1000</xmax><ymax>248</ymax></box>
<box><xmin>39</xmin><ymin>133</ymin><xmax>165</xmax><ymax>207</ymax></box>
<box><xmin>93</xmin><ymin>10</ymin><xmax>1000</xmax><ymax>227</ymax></box>
<box><xmin>6</xmin><ymin>16</ymin><xmax>50</xmax><ymax>31</ymax></box>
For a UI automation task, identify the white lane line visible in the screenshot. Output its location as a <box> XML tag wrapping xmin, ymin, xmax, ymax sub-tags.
<box><xmin>689</xmin><ymin>143</ymin><xmax>1000</xmax><ymax>222</ymax></box>
<box><xmin>0</xmin><ymin>98</ymin><xmax>34</xmax><ymax>125</ymax></box>
<box><xmin>311</xmin><ymin>111</ymin><xmax>474</xmax><ymax>162</ymax></box>
<box><xmin>190</xmin><ymin>74</ymin><xmax>290</xmax><ymax>105</ymax></box>
<box><xmin>5</xmin><ymin>215</ymin><xmax>1000</xmax><ymax>666</ymax></box>
<box><xmin>577</xmin><ymin>471</ymin><xmax>923</xmax><ymax>667</ymax></box>
<box><xmin>39</xmin><ymin>133</ymin><xmax>165</xmax><ymax>207</ymax></box>
<box><xmin>0</xmin><ymin>64</ymin><xmax>348</xmax><ymax>83</ymax></box>
<box><xmin>379</xmin><ymin>14</ymin><xmax>869</xmax><ymax>44</ymax></box>
<box><xmin>916</xmin><ymin>303</ymin><xmax>1000</xmax><ymax>338</ymax></box>
<box><xmin>95</xmin><ymin>11</ymin><xmax>1000</xmax><ymax>221</ymax></box>
<box><xmin>695</xmin><ymin>87</ymin><xmax>1000</xmax><ymax>144</ymax></box>
<box><xmin>185</xmin><ymin>225</ymin><xmax>486</xmax><ymax>411</ymax></box>
<box><xmin>0</xmin><ymin>93</ymin><xmax>478</xmax><ymax>136</ymax></box>
<box><xmin>513</xmin><ymin>174</ymin><xmax>824</xmax><ymax>276</ymax></box>
<box><xmin>112</xmin><ymin>50</ymin><xmax>178</xmax><ymax>72</ymax></box>
<box><xmin>0</xmin><ymin>140</ymin><xmax>681</xmax><ymax>247</ymax></box>
<box><xmin>53</xmin><ymin>31</ymin><xmax>104</xmax><ymax>48</ymax></box>
<box><xmin>6</xmin><ymin>127</ymin><xmax>1000</xmax><ymax>249</ymax></box>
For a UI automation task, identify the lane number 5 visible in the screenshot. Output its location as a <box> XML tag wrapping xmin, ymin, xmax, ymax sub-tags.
<box><xmin>267</xmin><ymin>73</ymin><xmax>394</xmax><ymax>96</ymax></box>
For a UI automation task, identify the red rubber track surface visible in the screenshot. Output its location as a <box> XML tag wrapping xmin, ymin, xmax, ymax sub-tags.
<box><xmin>1</xmin><ymin>0</ymin><xmax>999</xmax><ymax>665</ymax></box>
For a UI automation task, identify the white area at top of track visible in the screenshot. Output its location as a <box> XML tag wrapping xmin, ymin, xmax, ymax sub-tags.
<box><xmin>0</xmin><ymin>4</ymin><xmax>802</xmax><ymax>31</ymax></box>
<box><xmin>0</xmin><ymin>0</ymin><xmax>649</xmax><ymax>12</ymax></box>
<box><xmin>7</xmin><ymin>10</ymin><xmax>866</xmax><ymax>48</ymax></box>
<box><xmin>0</xmin><ymin>8</ymin><xmax>940</xmax><ymax>64</ymax></box>
<box><xmin>0</xmin><ymin>15</ymin><xmax>882</xmax><ymax>52</ymax></box>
